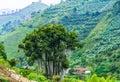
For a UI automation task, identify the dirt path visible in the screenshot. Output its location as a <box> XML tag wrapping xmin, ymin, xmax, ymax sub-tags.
<box><xmin>0</xmin><ymin>64</ymin><xmax>37</xmax><ymax>82</ymax></box>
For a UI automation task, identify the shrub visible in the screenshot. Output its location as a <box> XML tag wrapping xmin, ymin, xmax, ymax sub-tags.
<box><xmin>27</xmin><ymin>73</ymin><xmax>49</xmax><ymax>82</ymax></box>
<box><xmin>61</xmin><ymin>78</ymin><xmax>84</xmax><ymax>82</ymax></box>
<box><xmin>52</xmin><ymin>75</ymin><xmax>60</xmax><ymax>82</ymax></box>
<box><xmin>12</xmin><ymin>67</ymin><xmax>33</xmax><ymax>77</ymax></box>
<box><xmin>0</xmin><ymin>56</ymin><xmax>10</xmax><ymax>67</ymax></box>
<box><xmin>87</xmin><ymin>74</ymin><xmax>116</xmax><ymax>82</ymax></box>
<box><xmin>8</xmin><ymin>58</ymin><xmax>18</xmax><ymax>67</ymax></box>
<box><xmin>0</xmin><ymin>76</ymin><xmax>9</xmax><ymax>82</ymax></box>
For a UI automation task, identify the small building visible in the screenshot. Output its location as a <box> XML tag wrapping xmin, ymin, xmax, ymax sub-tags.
<box><xmin>73</xmin><ymin>67</ymin><xmax>91</xmax><ymax>75</ymax></box>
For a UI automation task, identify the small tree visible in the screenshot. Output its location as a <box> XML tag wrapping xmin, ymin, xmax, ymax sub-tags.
<box><xmin>19</xmin><ymin>24</ymin><xmax>81</xmax><ymax>78</ymax></box>
<box><xmin>0</xmin><ymin>43</ymin><xmax>7</xmax><ymax>60</ymax></box>
<box><xmin>8</xmin><ymin>59</ymin><xmax>18</xmax><ymax>67</ymax></box>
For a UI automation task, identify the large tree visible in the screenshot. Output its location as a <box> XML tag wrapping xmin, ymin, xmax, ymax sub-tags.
<box><xmin>19</xmin><ymin>24</ymin><xmax>81</xmax><ymax>78</ymax></box>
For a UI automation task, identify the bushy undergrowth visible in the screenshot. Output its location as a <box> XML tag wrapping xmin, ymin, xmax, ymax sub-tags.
<box><xmin>0</xmin><ymin>76</ymin><xmax>9</xmax><ymax>82</ymax></box>
<box><xmin>12</xmin><ymin>67</ymin><xmax>49</xmax><ymax>82</ymax></box>
<box><xmin>87</xmin><ymin>74</ymin><xmax>116</xmax><ymax>82</ymax></box>
<box><xmin>27</xmin><ymin>73</ymin><xmax>49</xmax><ymax>82</ymax></box>
<box><xmin>61</xmin><ymin>78</ymin><xmax>84</xmax><ymax>82</ymax></box>
<box><xmin>12</xmin><ymin>67</ymin><xmax>34</xmax><ymax>77</ymax></box>
<box><xmin>0</xmin><ymin>56</ymin><xmax>10</xmax><ymax>67</ymax></box>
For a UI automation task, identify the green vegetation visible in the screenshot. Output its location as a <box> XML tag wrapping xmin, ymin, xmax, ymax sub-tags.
<box><xmin>0</xmin><ymin>1</ymin><xmax>48</xmax><ymax>36</ymax></box>
<box><xmin>0</xmin><ymin>56</ymin><xmax>10</xmax><ymax>67</ymax></box>
<box><xmin>27</xmin><ymin>73</ymin><xmax>49</xmax><ymax>82</ymax></box>
<box><xmin>0</xmin><ymin>43</ymin><xmax>7</xmax><ymax>59</ymax></box>
<box><xmin>61</xmin><ymin>78</ymin><xmax>83</xmax><ymax>82</ymax></box>
<box><xmin>8</xmin><ymin>58</ymin><xmax>18</xmax><ymax>67</ymax></box>
<box><xmin>87</xmin><ymin>74</ymin><xmax>116</xmax><ymax>82</ymax></box>
<box><xmin>25</xmin><ymin>0</ymin><xmax>109</xmax><ymax>39</ymax></box>
<box><xmin>0</xmin><ymin>0</ymin><xmax>120</xmax><ymax>81</ymax></box>
<box><xmin>0</xmin><ymin>27</ymin><xmax>34</xmax><ymax>59</ymax></box>
<box><xmin>70</xmin><ymin>0</ymin><xmax>120</xmax><ymax>79</ymax></box>
<box><xmin>19</xmin><ymin>24</ymin><xmax>81</xmax><ymax>79</ymax></box>
<box><xmin>0</xmin><ymin>75</ymin><xmax>9</xmax><ymax>82</ymax></box>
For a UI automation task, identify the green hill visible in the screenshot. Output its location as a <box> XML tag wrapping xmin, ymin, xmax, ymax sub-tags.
<box><xmin>1</xmin><ymin>27</ymin><xmax>34</xmax><ymax>59</ymax></box>
<box><xmin>24</xmin><ymin>0</ymin><xmax>111</xmax><ymax>39</ymax></box>
<box><xmin>1</xmin><ymin>0</ymin><xmax>118</xmax><ymax>58</ymax></box>
<box><xmin>70</xmin><ymin>0</ymin><xmax>120</xmax><ymax>77</ymax></box>
<box><xmin>0</xmin><ymin>0</ymin><xmax>120</xmax><ymax>77</ymax></box>
<box><xmin>78</xmin><ymin>0</ymin><xmax>120</xmax><ymax>57</ymax></box>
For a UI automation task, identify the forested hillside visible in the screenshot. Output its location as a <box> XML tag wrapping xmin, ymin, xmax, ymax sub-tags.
<box><xmin>1</xmin><ymin>0</ymin><xmax>119</xmax><ymax>58</ymax></box>
<box><xmin>25</xmin><ymin>0</ymin><xmax>111</xmax><ymax>39</ymax></box>
<box><xmin>0</xmin><ymin>0</ymin><xmax>120</xmax><ymax>81</ymax></box>
<box><xmin>70</xmin><ymin>0</ymin><xmax>120</xmax><ymax>78</ymax></box>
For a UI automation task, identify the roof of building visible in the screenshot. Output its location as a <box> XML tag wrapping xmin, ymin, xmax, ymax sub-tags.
<box><xmin>74</xmin><ymin>68</ymin><xmax>90</xmax><ymax>71</ymax></box>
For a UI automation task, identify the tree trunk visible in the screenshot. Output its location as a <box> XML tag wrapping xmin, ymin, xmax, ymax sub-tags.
<box><xmin>37</xmin><ymin>58</ymin><xmax>42</xmax><ymax>72</ymax></box>
<box><xmin>45</xmin><ymin>54</ymin><xmax>48</xmax><ymax>77</ymax></box>
<box><xmin>53</xmin><ymin>61</ymin><xmax>55</xmax><ymax>75</ymax></box>
<box><xmin>49</xmin><ymin>61</ymin><xmax>53</xmax><ymax>76</ymax></box>
<box><xmin>60</xmin><ymin>69</ymin><xmax>66</xmax><ymax>80</ymax></box>
<box><xmin>58</xmin><ymin>62</ymin><xmax>61</xmax><ymax>75</ymax></box>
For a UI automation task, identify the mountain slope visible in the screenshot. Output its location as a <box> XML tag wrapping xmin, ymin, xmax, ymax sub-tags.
<box><xmin>84</xmin><ymin>13</ymin><xmax>120</xmax><ymax>55</ymax></box>
<box><xmin>0</xmin><ymin>1</ymin><xmax>48</xmax><ymax>36</ymax></box>
<box><xmin>24</xmin><ymin>0</ymin><xmax>110</xmax><ymax>39</ymax></box>
<box><xmin>0</xmin><ymin>0</ymin><xmax>120</xmax><ymax>80</ymax></box>
<box><xmin>1</xmin><ymin>27</ymin><xmax>34</xmax><ymax>59</ymax></box>
<box><xmin>0</xmin><ymin>0</ymin><xmax>115</xmax><ymax>59</ymax></box>
<box><xmin>70</xmin><ymin>0</ymin><xmax>120</xmax><ymax>77</ymax></box>
<box><xmin>1</xmin><ymin>0</ymin><xmax>120</xmax><ymax>58</ymax></box>
<box><xmin>83</xmin><ymin>0</ymin><xmax>120</xmax><ymax>55</ymax></box>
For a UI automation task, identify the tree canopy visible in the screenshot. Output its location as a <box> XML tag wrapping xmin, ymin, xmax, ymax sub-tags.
<box><xmin>19</xmin><ymin>24</ymin><xmax>81</xmax><ymax>78</ymax></box>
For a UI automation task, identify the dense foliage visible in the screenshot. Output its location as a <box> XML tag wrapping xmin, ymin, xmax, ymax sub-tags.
<box><xmin>19</xmin><ymin>24</ymin><xmax>81</xmax><ymax>78</ymax></box>
<box><xmin>87</xmin><ymin>74</ymin><xmax>116</xmax><ymax>82</ymax></box>
<box><xmin>27</xmin><ymin>73</ymin><xmax>49</xmax><ymax>82</ymax></box>
<box><xmin>0</xmin><ymin>56</ymin><xmax>9</xmax><ymax>67</ymax></box>
<box><xmin>0</xmin><ymin>75</ymin><xmax>9</xmax><ymax>82</ymax></box>
<box><xmin>0</xmin><ymin>43</ymin><xmax>7</xmax><ymax>59</ymax></box>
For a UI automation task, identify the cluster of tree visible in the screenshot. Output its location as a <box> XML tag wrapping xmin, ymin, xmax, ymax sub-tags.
<box><xmin>19</xmin><ymin>24</ymin><xmax>81</xmax><ymax>78</ymax></box>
